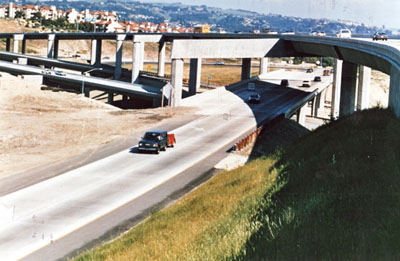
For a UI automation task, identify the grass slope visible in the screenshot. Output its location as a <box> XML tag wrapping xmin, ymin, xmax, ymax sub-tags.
<box><xmin>75</xmin><ymin>108</ymin><xmax>400</xmax><ymax>260</ymax></box>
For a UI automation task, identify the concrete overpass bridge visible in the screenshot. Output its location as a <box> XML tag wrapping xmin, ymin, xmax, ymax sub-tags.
<box><xmin>1</xmin><ymin>32</ymin><xmax>399</xmax><ymax>118</ymax></box>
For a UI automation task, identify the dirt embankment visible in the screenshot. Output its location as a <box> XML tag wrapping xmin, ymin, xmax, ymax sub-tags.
<box><xmin>0</xmin><ymin>73</ymin><xmax>192</xmax><ymax>178</ymax></box>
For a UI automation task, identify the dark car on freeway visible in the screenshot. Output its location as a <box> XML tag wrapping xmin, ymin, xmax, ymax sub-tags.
<box><xmin>247</xmin><ymin>93</ymin><xmax>261</xmax><ymax>103</ymax></box>
<box><xmin>138</xmin><ymin>130</ymin><xmax>168</xmax><ymax>154</ymax></box>
<box><xmin>313</xmin><ymin>76</ymin><xmax>322</xmax><ymax>82</ymax></box>
<box><xmin>280</xmin><ymin>79</ymin><xmax>289</xmax><ymax>87</ymax></box>
<box><xmin>306</xmin><ymin>68</ymin><xmax>313</xmax><ymax>73</ymax></box>
<box><xmin>372</xmin><ymin>32</ymin><xmax>388</xmax><ymax>41</ymax></box>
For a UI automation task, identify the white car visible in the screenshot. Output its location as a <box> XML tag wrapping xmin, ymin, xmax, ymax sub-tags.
<box><xmin>337</xmin><ymin>29</ymin><xmax>352</xmax><ymax>38</ymax></box>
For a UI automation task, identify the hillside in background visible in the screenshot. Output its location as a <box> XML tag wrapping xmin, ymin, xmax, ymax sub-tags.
<box><xmin>0</xmin><ymin>0</ymin><xmax>389</xmax><ymax>34</ymax></box>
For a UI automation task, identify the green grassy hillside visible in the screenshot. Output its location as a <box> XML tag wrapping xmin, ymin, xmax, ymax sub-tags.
<box><xmin>75</xmin><ymin>108</ymin><xmax>400</xmax><ymax>260</ymax></box>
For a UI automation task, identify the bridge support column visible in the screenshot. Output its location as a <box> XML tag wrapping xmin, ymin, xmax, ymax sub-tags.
<box><xmin>389</xmin><ymin>65</ymin><xmax>400</xmax><ymax>117</ymax></box>
<box><xmin>114</xmin><ymin>34</ymin><xmax>126</xmax><ymax>80</ymax></box>
<box><xmin>157</xmin><ymin>41</ymin><xmax>166</xmax><ymax>77</ymax></box>
<box><xmin>339</xmin><ymin>61</ymin><xmax>357</xmax><ymax>117</ymax></box>
<box><xmin>131</xmin><ymin>41</ymin><xmax>142</xmax><ymax>83</ymax></box>
<box><xmin>189</xmin><ymin>58</ymin><xmax>202</xmax><ymax>96</ymax></box>
<box><xmin>140</xmin><ymin>42</ymin><xmax>145</xmax><ymax>71</ymax></box>
<box><xmin>21</xmin><ymin>39</ymin><xmax>26</xmax><ymax>54</ymax></box>
<box><xmin>6</xmin><ymin>38</ymin><xmax>10</xmax><ymax>52</ymax></box>
<box><xmin>108</xmin><ymin>93</ymin><xmax>114</xmax><ymax>104</ymax></box>
<box><xmin>94</xmin><ymin>39</ymin><xmax>102</xmax><ymax>67</ymax></box>
<box><xmin>331</xmin><ymin>59</ymin><xmax>343</xmax><ymax>118</ymax></box>
<box><xmin>90</xmin><ymin>39</ymin><xmax>97</xmax><ymax>65</ymax></box>
<box><xmin>47</xmin><ymin>34</ymin><xmax>55</xmax><ymax>58</ymax></box>
<box><xmin>297</xmin><ymin>104</ymin><xmax>307</xmax><ymax>126</ymax></box>
<box><xmin>312</xmin><ymin>93</ymin><xmax>322</xmax><ymax>118</ymax></box>
<box><xmin>84</xmin><ymin>87</ymin><xmax>90</xmax><ymax>98</ymax></box>
<box><xmin>171</xmin><ymin>58</ymin><xmax>184</xmax><ymax>107</ymax></box>
<box><xmin>241</xmin><ymin>58</ymin><xmax>251</xmax><ymax>81</ymax></box>
<box><xmin>13</xmin><ymin>34</ymin><xmax>23</xmax><ymax>53</ymax></box>
<box><xmin>357</xmin><ymin>65</ymin><xmax>371</xmax><ymax>111</ymax></box>
<box><xmin>53</xmin><ymin>39</ymin><xmax>59</xmax><ymax>59</ymax></box>
<box><xmin>259</xmin><ymin>57</ymin><xmax>268</xmax><ymax>75</ymax></box>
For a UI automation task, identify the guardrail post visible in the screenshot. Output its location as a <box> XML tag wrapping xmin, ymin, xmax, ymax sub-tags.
<box><xmin>53</xmin><ymin>38</ymin><xmax>59</xmax><ymax>59</ymax></box>
<box><xmin>189</xmin><ymin>58</ymin><xmax>202</xmax><ymax>96</ymax></box>
<box><xmin>357</xmin><ymin>65</ymin><xmax>371</xmax><ymax>111</ymax></box>
<box><xmin>90</xmin><ymin>39</ymin><xmax>97</xmax><ymax>65</ymax></box>
<box><xmin>21</xmin><ymin>39</ymin><xmax>26</xmax><ymax>54</ymax></box>
<box><xmin>95</xmin><ymin>39</ymin><xmax>102</xmax><ymax>67</ymax></box>
<box><xmin>339</xmin><ymin>61</ymin><xmax>357</xmax><ymax>117</ymax></box>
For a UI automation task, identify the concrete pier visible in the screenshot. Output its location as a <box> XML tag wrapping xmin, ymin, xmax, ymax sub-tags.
<box><xmin>331</xmin><ymin>59</ymin><xmax>343</xmax><ymax>118</ymax></box>
<box><xmin>13</xmin><ymin>34</ymin><xmax>23</xmax><ymax>53</ymax></box>
<box><xmin>189</xmin><ymin>58</ymin><xmax>202</xmax><ymax>96</ymax></box>
<box><xmin>241</xmin><ymin>58</ymin><xmax>251</xmax><ymax>81</ymax></box>
<box><xmin>171</xmin><ymin>59</ymin><xmax>184</xmax><ymax>106</ymax></box>
<box><xmin>389</xmin><ymin>65</ymin><xmax>400</xmax><ymax>117</ymax></box>
<box><xmin>131</xmin><ymin>41</ymin><xmax>141</xmax><ymax>83</ymax></box>
<box><xmin>356</xmin><ymin>65</ymin><xmax>371</xmax><ymax>111</ymax></box>
<box><xmin>95</xmin><ymin>39</ymin><xmax>102</xmax><ymax>67</ymax></box>
<box><xmin>47</xmin><ymin>34</ymin><xmax>55</xmax><ymax>59</ymax></box>
<box><xmin>297</xmin><ymin>104</ymin><xmax>307</xmax><ymax>126</ymax></box>
<box><xmin>339</xmin><ymin>61</ymin><xmax>358</xmax><ymax>117</ymax></box>
<box><xmin>21</xmin><ymin>39</ymin><xmax>26</xmax><ymax>54</ymax></box>
<box><xmin>6</xmin><ymin>38</ymin><xmax>10</xmax><ymax>52</ymax></box>
<box><xmin>53</xmin><ymin>39</ymin><xmax>59</xmax><ymax>59</ymax></box>
<box><xmin>157</xmin><ymin>41</ymin><xmax>166</xmax><ymax>77</ymax></box>
<box><xmin>90</xmin><ymin>39</ymin><xmax>97</xmax><ymax>65</ymax></box>
<box><xmin>140</xmin><ymin>42</ymin><xmax>145</xmax><ymax>71</ymax></box>
<box><xmin>114</xmin><ymin>34</ymin><xmax>126</xmax><ymax>80</ymax></box>
<box><xmin>259</xmin><ymin>57</ymin><xmax>268</xmax><ymax>75</ymax></box>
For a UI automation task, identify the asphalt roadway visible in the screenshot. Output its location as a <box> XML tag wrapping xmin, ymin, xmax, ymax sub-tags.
<box><xmin>0</xmin><ymin>77</ymin><xmax>327</xmax><ymax>260</ymax></box>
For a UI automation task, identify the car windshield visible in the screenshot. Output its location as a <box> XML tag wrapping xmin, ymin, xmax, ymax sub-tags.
<box><xmin>144</xmin><ymin>132</ymin><xmax>160</xmax><ymax>140</ymax></box>
<box><xmin>342</xmin><ymin>30</ymin><xmax>350</xmax><ymax>33</ymax></box>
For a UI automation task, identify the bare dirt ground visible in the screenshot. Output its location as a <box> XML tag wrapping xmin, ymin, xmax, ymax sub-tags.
<box><xmin>0</xmin><ymin>73</ymin><xmax>193</xmax><ymax>178</ymax></box>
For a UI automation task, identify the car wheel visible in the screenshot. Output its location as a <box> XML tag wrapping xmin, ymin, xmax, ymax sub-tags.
<box><xmin>156</xmin><ymin>148</ymin><xmax>160</xmax><ymax>154</ymax></box>
<box><xmin>161</xmin><ymin>145</ymin><xmax>166</xmax><ymax>151</ymax></box>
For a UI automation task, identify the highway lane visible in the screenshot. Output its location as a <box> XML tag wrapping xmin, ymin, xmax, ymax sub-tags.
<box><xmin>0</xmin><ymin>60</ymin><xmax>162</xmax><ymax>98</ymax></box>
<box><xmin>0</xmin><ymin>79</ymin><xmax>312</xmax><ymax>260</ymax></box>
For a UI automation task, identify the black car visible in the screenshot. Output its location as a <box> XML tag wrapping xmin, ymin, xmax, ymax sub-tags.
<box><xmin>138</xmin><ymin>130</ymin><xmax>168</xmax><ymax>154</ymax></box>
<box><xmin>280</xmin><ymin>79</ymin><xmax>289</xmax><ymax>87</ymax></box>
<box><xmin>313</xmin><ymin>76</ymin><xmax>322</xmax><ymax>82</ymax></box>
<box><xmin>372</xmin><ymin>32</ymin><xmax>388</xmax><ymax>41</ymax></box>
<box><xmin>306</xmin><ymin>68</ymin><xmax>313</xmax><ymax>73</ymax></box>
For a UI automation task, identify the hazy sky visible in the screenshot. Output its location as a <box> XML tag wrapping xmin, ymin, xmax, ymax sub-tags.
<box><xmin>140</xmin><ymin>0</ymin><xmax>399</xmax><ymax>29</ymax></box>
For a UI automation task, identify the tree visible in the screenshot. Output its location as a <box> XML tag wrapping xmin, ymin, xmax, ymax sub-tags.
<box><xmin>14</xmin><ymin>10</ymin><xmax>25</xmax><ymax>19</ymax></box>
